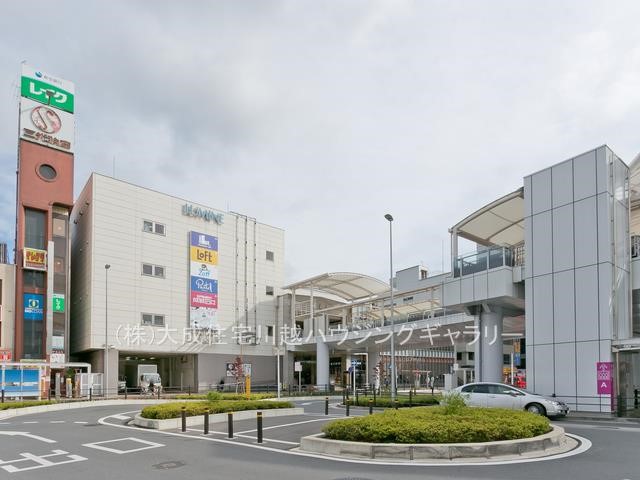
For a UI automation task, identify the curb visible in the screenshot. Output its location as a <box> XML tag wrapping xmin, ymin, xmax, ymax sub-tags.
<box><xmin>133</xmin><ymin>407</ymin><xmax>305</xmax><ymax>430</ymax></box>
<box><xmin>0</xmin><ymin>399</ymin><xmax>174</xmax><ymax>420</ymax></box>
<box><xmin>300</xmin><ymin>425</ymin><xmax>567</xmax><ymax>461</ymax></box>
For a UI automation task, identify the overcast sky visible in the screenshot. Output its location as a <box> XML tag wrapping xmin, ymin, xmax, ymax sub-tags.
<box><xmin>1</xmin><ymin>0</ymin><xmax>640</xmax><ymax>283</ymax></box>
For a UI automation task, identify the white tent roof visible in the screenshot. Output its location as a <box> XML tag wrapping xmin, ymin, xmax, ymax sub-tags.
<box><xmin>450</xmin><ymin>188</ymin><xmax>525</xmax><ymax>247</ymax></box>
<box><xmin>283</xmin><ymin>272</ymin><xmax>389</xmax><ymax>301</ymax></box>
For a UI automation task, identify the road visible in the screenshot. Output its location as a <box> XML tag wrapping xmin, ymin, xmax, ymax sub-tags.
<box><xmin>0</xmin><ymin>400</ymin><xmax>638</xmax><ymax>479</ymax></box>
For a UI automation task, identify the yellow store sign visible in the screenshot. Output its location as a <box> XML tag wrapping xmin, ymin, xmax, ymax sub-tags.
<box><xmin>190</xmin><ymin>246</ymin><xmax>218</xmax><ymax>265</ymax></box>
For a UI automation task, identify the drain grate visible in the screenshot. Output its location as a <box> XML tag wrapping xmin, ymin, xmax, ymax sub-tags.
<box><xmin>153</xmin><ymin>461</ymin><xmax>186</xmax><ymax>470</ymax></box>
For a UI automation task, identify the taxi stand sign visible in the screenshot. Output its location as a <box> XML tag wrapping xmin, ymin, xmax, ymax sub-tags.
<box><xmin>597</xmin><ymin>362</ymin><xmax>614</xmax><ymax>395</ymax></box>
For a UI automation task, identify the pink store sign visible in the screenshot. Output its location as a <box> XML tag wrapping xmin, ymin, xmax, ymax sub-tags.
<box><xmin>597</xmin><ymin>362</ymin><xmax>614</xmax><ymax>395</ymax></box>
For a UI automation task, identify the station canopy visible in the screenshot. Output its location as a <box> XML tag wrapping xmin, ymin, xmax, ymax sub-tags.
<box><xmin>450</xmin><ymin>188</ymin><xmax>524</xmax><ymax>247</ymax></box>
<box><xmin>282</xmin><ymin>272</ymin><xmax>390</xmax><ymax>302</ymax></box>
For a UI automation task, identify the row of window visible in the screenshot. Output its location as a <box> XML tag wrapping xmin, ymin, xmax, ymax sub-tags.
<box><xmin>139</xmin><ymin>313</ymin><xmax>275</xmax><ymax>336</ymax></box>
<box><xmin>141</xmin><ymin>262</ymin><xmax>274</xmax><ymax>294</ymax></box>
<box><xmin>142</xmin><ymin>220</ymin><xmax>276</xmax><ymax>261</ymax></box>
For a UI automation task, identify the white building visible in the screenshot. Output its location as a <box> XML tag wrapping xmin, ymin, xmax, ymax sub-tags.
<box><xmin>70</xmin><ymin>174</ymin><xmax>284</xmax><ymax>392</ymax></box>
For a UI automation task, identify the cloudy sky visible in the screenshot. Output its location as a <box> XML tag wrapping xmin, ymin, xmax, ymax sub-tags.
<box><xmin>1</xmin><ymin>0</ymin><xmax>640</xmax><ymax>283</ymax></box>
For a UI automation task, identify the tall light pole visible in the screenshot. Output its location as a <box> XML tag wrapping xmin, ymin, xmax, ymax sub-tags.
<box><xmin>384</xmin><ymin>214</ymin><xmax>397</xmax><ymax>401</ymax></box>
<box><xmin>104</xmin><ymin>264</ymin><xmax>111</xmax><ymax>396</ymax></box>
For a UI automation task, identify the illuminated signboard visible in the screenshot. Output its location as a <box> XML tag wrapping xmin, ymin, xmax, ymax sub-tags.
<box><xmin>189</xmin><ymin>232</ymin><xmax>218</xmax><ymax>329</ymax></box>
<box><xmin>23</xmin><ymin>248</ymin><xmax>47</xmax><ymax>271</ymax></box>
<box><xmin>23</xmin><ymin>293</ymin><xmax>44</xmax><ymax>320</ymax></box>
<box><xmin>20</xmin><ymin>97</ymin><xmax>74</xmax><ymax>153</ymax></box>
<box><xmin>20</xmin><ymin>64</ymin><xmax>75</xmax><ymax>113</ymax></box>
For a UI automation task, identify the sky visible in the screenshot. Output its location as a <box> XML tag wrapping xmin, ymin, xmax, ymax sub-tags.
<box><xmin>1</xmin><ymin>0</ymin><xmax>640</xmax><ymax>283</ymax></box>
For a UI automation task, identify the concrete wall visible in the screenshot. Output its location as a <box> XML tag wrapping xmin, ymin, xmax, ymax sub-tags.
<box><xmin>0</xmin><ymin>264</ymin><xmax>15</xmax><ymax>354</ymax></box>
<box><xmin>524</xmin><ymin>146</ymin><xmax>630</xmax><ymax>412</ymax></box>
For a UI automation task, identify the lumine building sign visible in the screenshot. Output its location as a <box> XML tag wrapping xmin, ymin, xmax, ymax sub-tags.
<box><xmin>182</xmin><ymin>204</ymin><xmax>224</xmax><ymax>224</ymax></box>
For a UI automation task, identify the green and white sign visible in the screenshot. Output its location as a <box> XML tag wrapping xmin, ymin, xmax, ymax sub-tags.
<box><xmin>52</xmin><ymin>293</ymin><xmax>65</xmax><ymax>313</ymax></box>
<box><xmin>20</xmin><ymin>65</ymin><xmax>75</xmax><ymax>113</ymax></box>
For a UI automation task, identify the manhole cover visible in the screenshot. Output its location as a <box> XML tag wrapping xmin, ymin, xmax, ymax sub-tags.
<box><xmin>153</xmin><ymin>461</ymin><xmax>186</xmax><ymax>470</ymax></box>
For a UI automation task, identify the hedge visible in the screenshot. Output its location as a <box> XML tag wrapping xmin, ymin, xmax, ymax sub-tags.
<box><xmin>350</xmin><ymin>394</ymin><xmax>440</xmax><ymax>408</ymax></box>
<box><xmin>0</xmin><ymin>400</ymin><xmax>55</xmax><ymax>411</ymax></box>
<box><xmin>174</xmin><ymin>393</ymin><xmax>275</xmax><ymax>401</ymax></box>
<box><xmin>141</xmin><ymin>400</ymin><xmax>293</xmax><ymax>419</ymax></box>
<box><xmin>322</xmin><ymin>406</ymin><xmax>551</xmax><ymax>443</ymax></box>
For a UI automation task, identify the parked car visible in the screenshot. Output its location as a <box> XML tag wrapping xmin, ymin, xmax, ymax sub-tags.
<box><xmin>117</xmin><ymin>376</ymin><xmax>127</xmax><ymax>393</ymax></box>
<box><xmin>452</xmin><ymin>382</ymin><xmax>569</xmax><ymax>417</ymax></box>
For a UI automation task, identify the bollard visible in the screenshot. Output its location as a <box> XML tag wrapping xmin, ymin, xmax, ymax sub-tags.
<box><xmin>409</xmin><ymin>390</ymin><xmax>413</xmax><ymax>407</ymax></box>
<box><xmin>157</xmin><ymin>386</ymin><xmax>161</xmax><ymax>400</ymax></box>
<box><xmin>228</xmin><ymin>412</ymin><xmax>234</xmax><ymax>438</ymax></box>
<box><xmin>368</xmin><ymin>399</ymin><xmax>373</xmax><ymax>415</ymax></box>
<box><xmin>346</xmin><ymin>399</ymin><xmax>350</xmax><ymax>417</ymax></box>
<box><xmin>356</xmin><ymin>389</ymin><xmax>359</xmax><ymax>404</ymax></box>
<box><xmin>342</xmin><ymin>390</ymin><xmax>346</xmax><ymax>405</ymax></box>
<box><xmin>1</xmin><ymin>389</ymin><xmax>4</xmax><ymax>403</ymax></box>
<box><xmin>181</xmin><ymin>406</ymin><xmax>187</xmax><ymax>432</ymax></box>
<box><xmin>89</xmin><ymin>387</ymin><xmax>92</xmax><ymax>401</ymax></box>
<box><xmin>257</xmin><ymin>411</ymin><xmax>263</xmax><ymax>444</ymax></box>
<box><xmin>124</xmin><ymin>387</ymin><xmax>127</xmax><ymax>400</ymax></box>
<box><xmin>373</xmin><ymin>387</ymin><xmax>376</xmax><ymax>406</ymax></box>
<box><xmin>188</xmin><ymin>385</ymin><xmax>191</xmax><ymax>396</ymax></box>
<box><xmin>204</xmin><ymin>409</ymin><xmax>209</xmax><ymax>435</ymax></box>
<box><xmin>325</xmin><ymin>397</ymin><xmax>329</xmax><ymax>415</ymax></box>
<box><xmin>635</xmin><ymin>389</ymin><xmax>639</xmax><ymax>410</ymax></box>
<box><xmin>394</xmin><ymin>400</ymin><xmax>398</xmax><ymax>410</ymax></box>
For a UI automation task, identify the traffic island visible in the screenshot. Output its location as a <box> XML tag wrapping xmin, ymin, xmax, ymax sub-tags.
<box><xmin>299</xmin><ymin>425</ymin><xmax>576</xmax><ymax>461</ymax></box>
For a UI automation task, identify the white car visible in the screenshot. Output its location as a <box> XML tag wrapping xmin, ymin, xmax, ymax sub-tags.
<box><xmin>453</xmin><ymin>382</ymin><xmax>569</xmax><ymax>417</ymax></box>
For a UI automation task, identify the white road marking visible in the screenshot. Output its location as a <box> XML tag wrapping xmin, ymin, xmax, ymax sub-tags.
<box><xmin>74</xmin><ymin>421</ymin><xmax>88</xmax><ymax>424</ymax></box>
<box><xmin>82</xmin><ymin>437</ymin><xmax>164</xmax><ymax>454</ymax></box>
<box><xmin>22</xmin><ymin>421</ymin><xmax>38</xmax><ymax>424</ymax></box>
<box><xmin>237</xmin><ymin>418</ymin><xmax>330</xmax><ymax>434</ymax></box>
<box><xmin>98</xmin><ymin>411</ymin><xmax>594</xmax><ymax>466</ymax></box>
<box><xmin>299</xmin><ymin>402</ymin><xmax>312</xmax><ymax>406</ymax></box>
<box><xmin>0</xmin><ymin>450</ymin><xmax>86</xmax><ymax>473</ymax></box>
<box><xmin>110</xmin><ymin>414</ymin><xmax>131</xmax><ymax>421</ymax></box>
<box><xmin>50</xmin><ymin>421</ymin><xmax>65</xmax><ymax>424</ymax></box>
<box><xmin>0</xmin><ymin>431</ymin><xmax>56</xmax><ymax>443</ymax></box>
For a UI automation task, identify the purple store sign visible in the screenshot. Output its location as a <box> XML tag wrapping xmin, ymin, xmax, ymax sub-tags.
<box><xmin>597</xmin><ymin>362</ymin><xmax>613</xmax><ymax>395</ymax></box>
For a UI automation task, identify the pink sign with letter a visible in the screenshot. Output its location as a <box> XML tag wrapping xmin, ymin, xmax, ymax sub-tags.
<box><xmin>596</xmin><ymin>362</ymin><xmax>613</xmax><ymax>395</ymax></box>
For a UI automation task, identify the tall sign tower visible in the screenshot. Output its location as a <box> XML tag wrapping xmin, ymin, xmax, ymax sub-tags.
<box><xmin>14</xmin><ymin>65</ymin><xmax>74</xmax><ymax>362</ymax></box>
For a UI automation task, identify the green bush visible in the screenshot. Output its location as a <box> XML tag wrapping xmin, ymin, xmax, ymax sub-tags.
<box><xmin>206</xmin><ymin>391</ymin><xmax>222</xmax><ymax>402</ymax></box>
<box><xmin>141</xmin><ymin>399</ymin><xmax>293</xmax><ymax>419</ymax></box>
<box><xmin>0</xmin><ymin>400</ymin><xmax>55</xmax><ymax>411</ymax></box>
<box><xmin>351</xmin><ymin>394</ymin><xmax>440</xmax><ymax>408</ymax></box>
<box><xmin>174</xmin><ymin>392</ymin><xmax>275</xmax><ymax>401</ymax></box>
<box><xmin>440</xmin><ymin>391</ymin><xmax>468</xmax><ymax>415</ymax></box>
<box><xmin>322</xmin><ymin>406</ymin><xmax>550</xmax><ymax>444</ymax></box>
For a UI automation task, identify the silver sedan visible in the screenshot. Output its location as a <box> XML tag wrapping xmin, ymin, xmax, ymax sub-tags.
<box><xmin>452</xmin><ymin>382</ymin><xmax>569</xmax><ymax>417</ymax></box>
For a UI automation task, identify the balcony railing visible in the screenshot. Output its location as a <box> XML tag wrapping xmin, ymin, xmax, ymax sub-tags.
<box><xmin>453</xmin><ymin>246</ymin><xmax>518</xmax><ymax>278</ymax></box>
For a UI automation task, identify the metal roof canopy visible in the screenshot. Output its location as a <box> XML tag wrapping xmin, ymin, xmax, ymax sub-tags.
<box><xmin>283</xmin><ymin>272</ymin><xmax>389</xmax><ymax>302</ymax></box>
<box><xmin>450</xmin><ymin>188</ymin><xmax>525</xmax><ymax>247</ymax></box>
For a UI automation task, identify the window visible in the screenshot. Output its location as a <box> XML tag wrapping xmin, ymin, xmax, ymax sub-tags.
<box><xmin>468</xmin><ymin>352</ymin><xmax>475</xmax><ymax>361</ymax></box>
<box><xmin>456</xmin><ymin>352</ymin><xmax>462</xmax><ymax>361</ymax></box>
<box><xmin>38</xmin><ymin>164</ymin><xmax>57</xmax><ymax>180</ymax></box>
<box><xmin>25</xmin><ymin>209</ymin><xmax>46</xmax><ymax>249</ymax></box>
<box><xmin>53</xmin><ymin>218</ymin><xmax>66</xmax><ymax>237</ymax></box>
<box><xmin>143</xmin><ymin>220</ymin><xmax>166</xmax><ymax>235</ymax></box>
<box><xmin>267</xmin><ymin>326</ymin><xmax>274</xmax><ymax>337</ymax></box>
<box><xmin>490</xmin><ymin>384</ymin><xmax>520</xmax><ymax>395</ymax></box>
<box><xmin>142</xmin><ymin>263</ymin><xmax>165</xmax><ymax>278</ymax></box>
<box><xmin>266</xmin><ymin>286</ymin><xmax>274</xmax><ymax>296</ymax></box>
<box><xmin>141</xmin><ymin>313</ymin><xmax>165</xmax><ymax>326</ymax></box>
<box><xmin>471</xmin><ymin>384</ymin><xmax>490</xmax><ymax>393</ymax></box>
<box><xmin>266</xmin><ymin>250</ymin><xmax>274</xmax><ymax>261</ymax></box>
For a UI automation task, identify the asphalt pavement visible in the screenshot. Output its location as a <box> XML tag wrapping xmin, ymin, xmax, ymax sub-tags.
<box><xmin>0</xmin><ymin>400</ymin><xmax>638</xmax><ymax>480</ymax></box>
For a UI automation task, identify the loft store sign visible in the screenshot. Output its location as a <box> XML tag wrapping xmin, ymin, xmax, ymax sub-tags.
<box><xmin>182</xmin><ymin>204</ymin><xmax>224</xmax><ymax>224</ymax></box>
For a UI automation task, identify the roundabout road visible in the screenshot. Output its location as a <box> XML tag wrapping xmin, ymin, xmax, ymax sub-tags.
<box><xmin>0</xmin><ymin>400</ymin><xmax>637</xmax><ymax>480</ymax></box>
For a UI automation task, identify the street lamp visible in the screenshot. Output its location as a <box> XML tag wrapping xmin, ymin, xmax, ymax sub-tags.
<box><xmin>384</xmin><ymin>213</ymin><xmax>397</xmax><ymax>401</ymax></box>
<box><xmin>104</xmin><ymin>264</ymin><xmax>111</xmax><ymax>397</ymax></box>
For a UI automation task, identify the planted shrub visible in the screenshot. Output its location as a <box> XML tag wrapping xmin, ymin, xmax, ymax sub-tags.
<box><xmin>440</xmin><ymin>391</ymin><xmax>468</xmax><ymax>415</ymax></box>
<box><xmin>0</xmin><ymin>400</ymin><xmax>55</xmax><ymax>411</ymax></box>
<box><xmin>322</xmin><ymin>406</ymin><xmax>550</xmax><ymax>444</ymax></box>
<box><xmin>141</xmin><ymin>400</ymin><xmax>293</xmax><ymax>419</ymax></box>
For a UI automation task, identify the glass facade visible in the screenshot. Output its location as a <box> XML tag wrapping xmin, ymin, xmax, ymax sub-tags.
<box><xmin>22</xmin><ymin>208</ymin><xmax>46</xmax><ymax>358</ymax></box>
